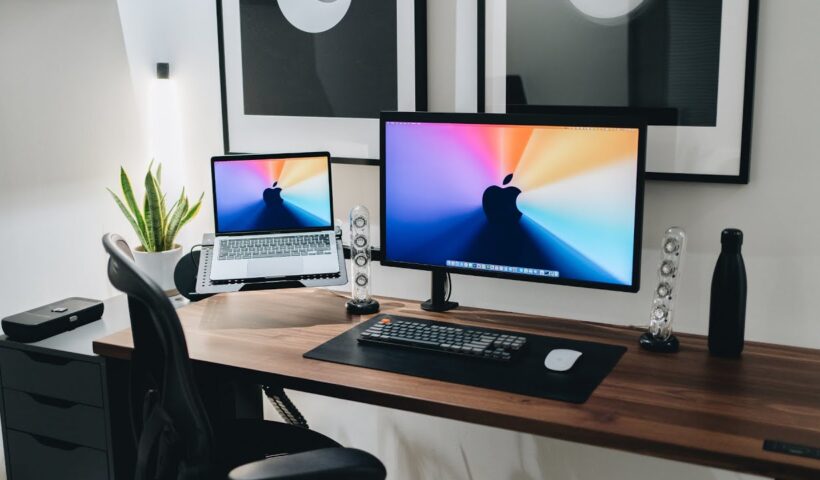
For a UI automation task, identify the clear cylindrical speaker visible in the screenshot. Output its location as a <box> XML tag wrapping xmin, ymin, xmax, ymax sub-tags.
<box><xmin>346</xmin><ymin>205</ymin><xmax>380</xmax><ymax>314</ymax></box>
<box><xmin>640</xmin><ymin>226</ymin><xmax>686</xmax><ymax>353</ymax></box>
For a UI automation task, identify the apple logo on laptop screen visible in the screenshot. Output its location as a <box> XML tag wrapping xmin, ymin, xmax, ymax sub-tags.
<box><xmin>263</xmin><ymin>182</ymin><xmax>283</xmax><ymax>206</ymax></box>
<box><xmin>482</xmin><ymin>173</ymin><xmax>522</xmax><ymax>225</ymax></box>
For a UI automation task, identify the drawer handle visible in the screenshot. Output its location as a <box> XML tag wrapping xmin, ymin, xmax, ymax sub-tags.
<box><xmin>27</xmin><ymin>392</ymin><xmax>77</xmax><ymax>409</ymax></box>
<box><xmin>21</xmin><ymin>350</ymin><xmax>73</xmax><ymax>366</ymax></box>
<box><xmin>29</xmin><ymin>433</ymin><xmax>81</xmax><ymax>451</ymax></box>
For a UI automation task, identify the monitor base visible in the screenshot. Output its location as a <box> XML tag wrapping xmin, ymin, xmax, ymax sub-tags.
<box><xmin>420</xmin><ymin>271</ymin><xmax>458</xmax><ymax>312</ymax></box>
<box><xmin>421</xmin><ymin>299</ymin><xmax>459</xmax><ymax>313</ymax></box>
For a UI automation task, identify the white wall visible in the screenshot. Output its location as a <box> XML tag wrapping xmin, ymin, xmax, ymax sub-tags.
<box><xmin>0</xmin><ymin>0</ymin><xmax>145</xmax><ymax>319</ymax></box>
<box><xmin>2</xmin><ymin>0</ymin><xmax>818</xmax><ymax>479</ymax></box>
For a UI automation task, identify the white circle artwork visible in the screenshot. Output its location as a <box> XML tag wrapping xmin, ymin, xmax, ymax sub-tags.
<box><xmin>277</xmin><ymin>0</ymin><xmax>352</xmax><ymax>34</ymax></box>
<box><xmin>569</xmin><ymin>0</ymin><xmax>646</xmax><ymax>20</ymax></box>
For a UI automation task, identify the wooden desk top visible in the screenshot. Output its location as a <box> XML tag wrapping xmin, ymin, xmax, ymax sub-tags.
<box><xmin>93</xmin><ymin>289</ymin><xmax>820</xmax><ymax>479</ymax></box>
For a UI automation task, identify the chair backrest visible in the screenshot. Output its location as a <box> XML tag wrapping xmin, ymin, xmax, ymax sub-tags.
<box><xmin>103</xmin><ymin>233</ymin><xmax>214</xmax><ymax>479</ymax></box>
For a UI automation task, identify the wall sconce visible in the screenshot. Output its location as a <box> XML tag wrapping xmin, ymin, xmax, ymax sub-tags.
<box><xmin>156</xmin><ymin>62</ymin><xmax>170</xmax><ymax>80</ymax></box>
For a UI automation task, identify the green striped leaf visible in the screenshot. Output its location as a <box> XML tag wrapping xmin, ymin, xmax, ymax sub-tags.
<box><xmin>144</xmin><ymin>170</ymin><xmax>163</xmax><ymax>252</ymax></box>
<box><xmin>108</xmin><ymin>189</ymin><xmax>149</xmax><ymax>248</ymax></box>
<box><xmin>178</xmin><ymin>192</ymin><xmax>204</xmax><ymax>231</ymax></box>
<box><xmin>155</xmin><ymin>168</ymin><xmax>168</xmax><ymax>248</ymax></box>
<box><xmin>141</xmin><ymin>194</ymin><xmax>155</xmax><ymax>251</ymax></box>
<box><xmin>164</xmin><ymin>192</ymin><xmax>188</xmax><ymax>248</ymax></box>
<box><xmin>119</xmin><ymin>167</ymin><xmax>147</xmax><ymax>242</ymax></box>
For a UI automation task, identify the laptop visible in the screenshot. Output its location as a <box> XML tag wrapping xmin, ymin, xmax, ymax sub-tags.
<box><xmin>209</xmin><ymin>152</ymin><xmax>340</xmax><ymax>282</ymax></box>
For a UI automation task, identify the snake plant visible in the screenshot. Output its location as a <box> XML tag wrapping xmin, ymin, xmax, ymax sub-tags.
<box><xmin>108</xmin><ymin>162</ymin><xmax>203</xmax><ymax>252</ymax></box>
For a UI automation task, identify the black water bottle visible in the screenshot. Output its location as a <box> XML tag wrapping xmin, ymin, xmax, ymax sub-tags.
<box><xmin>708</xmin><ymin>229</ymin><xmax>747</xmax><ymax>357</ymax></box>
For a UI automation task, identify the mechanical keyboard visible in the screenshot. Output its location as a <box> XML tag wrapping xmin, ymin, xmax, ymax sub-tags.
<box><xmin>218</xmin><ymin>234</ymin><xmax>331</xmax><ymax>261</ymax></box>
<box><xmin>358</xmin><ymin>315</ymin><xmax>527</xmax><ymax>362</ymax></box>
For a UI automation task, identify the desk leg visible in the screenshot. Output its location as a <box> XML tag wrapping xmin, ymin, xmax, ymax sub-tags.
<box><xmin>213</xmin><ymin>376</ymin><xmax>263</xmax><ymax>420</ymax></box>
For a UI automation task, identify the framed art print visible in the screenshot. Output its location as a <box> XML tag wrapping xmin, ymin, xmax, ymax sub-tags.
<box><xmin>218</xmin><ymin>0</ymin><xmax>427</xmax><ymax>165</ymax></box>
<box><xmin>479</xmin><ymin>0</ymin><xmax>759</xmax><ymax>183</ymax></box>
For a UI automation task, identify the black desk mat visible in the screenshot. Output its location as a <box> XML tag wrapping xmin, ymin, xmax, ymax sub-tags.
<box><xmin>304</xmin><ymin>314</ymin><xmax>627</xmax><ymax>404</ymax></box>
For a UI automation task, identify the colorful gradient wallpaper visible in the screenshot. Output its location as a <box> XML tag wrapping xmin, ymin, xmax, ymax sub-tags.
<box><xmin>214</xmin><ymin>156</ymin><xmax>331</xmax><ymax>233</ymax></box>
<box><xmin>384</xmin><ymin>122</ymin><xmax>640</xmax><ymax>286</ymax></box>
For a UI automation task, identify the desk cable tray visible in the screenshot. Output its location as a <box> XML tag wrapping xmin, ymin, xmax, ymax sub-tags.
<box><xmin>195</xmin><ymin>233</ymin><xmax>348</xmax><ymax>295</ymax></box>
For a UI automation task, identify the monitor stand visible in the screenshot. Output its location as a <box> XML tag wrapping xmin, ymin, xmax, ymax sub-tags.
<box><xmin>421</xmin><ymin>271</ymin><xmax>458</xmax><ymax>312</ymax></box>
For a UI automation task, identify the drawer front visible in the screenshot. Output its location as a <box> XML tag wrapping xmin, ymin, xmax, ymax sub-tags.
<box><xmin>0</xmin><ymin>348</ymin><xmax>102</xmax><ymax>406</ymax></box>
<box><xmin>3</xmin><ymin>389</ymin><xmax>106</xmax><ymax>450</ymax></box>
<box><xmin>7</xmin><ymin>430</ymin><xmax>108</xmax><ymax>480</ymax></box>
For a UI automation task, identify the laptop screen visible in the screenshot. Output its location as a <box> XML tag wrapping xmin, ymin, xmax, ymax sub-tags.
<box><xmin>212</xmin><ymin>154</ymin><xmax>333</xmax><ymax>234</ymax></box>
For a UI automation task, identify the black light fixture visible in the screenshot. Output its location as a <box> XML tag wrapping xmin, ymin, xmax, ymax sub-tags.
<box><xmin>156</xmin><ymin>62</ymin><xmax>170</xmax><ymax>80</ymax></box>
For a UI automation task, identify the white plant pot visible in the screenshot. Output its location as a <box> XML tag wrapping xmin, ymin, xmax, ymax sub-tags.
<box><xmin>133</xmin><ymin>245</ymin><xmax>183</xmax><ymax>296</ymax></box>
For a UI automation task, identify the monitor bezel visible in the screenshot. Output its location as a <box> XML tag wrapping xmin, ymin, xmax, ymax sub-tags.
<box><xmin>379</xmin><ymin>111</ymin><xmax>647</xmax><ymax>293</ymax></box>
<box><xmin>211</xmin><ymin>151</ymin><xmax>334</xmax><ymax>236</ymax></box>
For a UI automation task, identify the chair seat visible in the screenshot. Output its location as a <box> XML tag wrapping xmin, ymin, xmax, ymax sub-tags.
<box><xmin>216</xmin><ymin>419</ymin><xmax>342</xmax><ymax>475</ymax></box>
<box><xmin>228</xmin><ymin>448</ymin><xmax>387</xmax><ymax>480</ymax></box>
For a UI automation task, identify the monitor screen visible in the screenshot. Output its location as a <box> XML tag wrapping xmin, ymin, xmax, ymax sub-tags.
<box><xmin>381</xmin><ymin>114</ymin><xmax>645</xmax><ymax>291</ymax></box>
<box><xmin>212</xmin><ymin>154</ymin><xmax>332</xmax><ymax>234</ymax></box>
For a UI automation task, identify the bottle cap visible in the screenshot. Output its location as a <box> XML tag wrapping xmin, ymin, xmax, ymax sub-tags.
<box><xmin>721</xmin><ymin>228</ymin><xmax>743</xmax><ymax>247</ymax></box>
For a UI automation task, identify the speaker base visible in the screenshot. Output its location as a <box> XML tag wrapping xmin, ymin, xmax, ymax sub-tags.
<box><xmin>420</xmin><ymin>299</ymin><xmax>459</xmax><ymax>313</ymax></box>
<box><xmin>639</xmin><ymin>332</ymin><xmax>680</xmax><ymax>353</ymax></box>
<box><xmin>174</xmin><ymin>251</ymin><xmax>215</xmax><ymax>302</ymax></box>
<box><xmin>346</xmin><ymin>299</ymin><xmax>380</xmax><ymax>315</ymax></box>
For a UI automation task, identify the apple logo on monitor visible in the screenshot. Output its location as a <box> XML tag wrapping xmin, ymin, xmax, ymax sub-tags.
<box><xmin>263</xmin><ymin>181</ymin><xmax>284</xmax><ymax>206</ymax></box>
<box><xmin>482</xmin><ymin>174</ymin><xmax>522</xmax><ymax>224</ymax></box>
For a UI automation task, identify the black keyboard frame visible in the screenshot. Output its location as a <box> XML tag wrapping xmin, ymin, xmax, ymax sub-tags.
<box><xmin>357</xmin><ymin>315</ymin><xmax>528</xmax><ymax>363</ymax></box>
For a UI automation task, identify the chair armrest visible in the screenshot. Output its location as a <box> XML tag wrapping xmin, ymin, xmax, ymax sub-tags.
<box><xmin>228</xmin><ymin>447</ymin><xmax>386</xmax><ymax>480</ymax></box>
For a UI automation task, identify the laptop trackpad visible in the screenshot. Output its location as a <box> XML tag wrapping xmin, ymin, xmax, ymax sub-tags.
<box><xmin>247</xmin><ymin>257</ymin><xmax>304</xmax><ymax>278</ymax></box>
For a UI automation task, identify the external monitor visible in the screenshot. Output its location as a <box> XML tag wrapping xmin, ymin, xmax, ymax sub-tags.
<box><xmin>380</xmin><ymin>112</ymin><xmax>646</xmax><ymax>311</ymax></box>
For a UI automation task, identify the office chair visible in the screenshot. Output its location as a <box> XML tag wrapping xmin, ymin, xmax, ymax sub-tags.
<box><xmin>103</xmin><ymin>233</ymin><xmax>386</xmax><ymax>480</ymax></box>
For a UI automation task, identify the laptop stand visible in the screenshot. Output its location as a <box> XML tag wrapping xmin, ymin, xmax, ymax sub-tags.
<box><xmin>195</xmin><ymin>231</ymin><xmax>348</xmax><ymax>295</ymax></box>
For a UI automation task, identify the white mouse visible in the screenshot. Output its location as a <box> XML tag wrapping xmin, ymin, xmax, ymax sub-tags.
<box><xmin>544</xmin><ymin>349</ymin><xmax>583</xmax><ymax>372</ymax></box>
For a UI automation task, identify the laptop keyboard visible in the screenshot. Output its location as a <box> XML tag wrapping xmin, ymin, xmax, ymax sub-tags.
<box><xmin>218</xmin><ymin>234</ymin><xmax>332</xmax><ymax>261</ymax></box>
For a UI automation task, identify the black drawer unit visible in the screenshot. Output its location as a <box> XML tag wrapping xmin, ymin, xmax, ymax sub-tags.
<box><xmin>3</xmin><ymin>389</ymin><xmax>107</xmax><ymax>450</ymax></box>
<box><xmin>0</xmin><ymin>349</ymin><xmax>103</xmax><ymax>406</ymax></box>
<box><xmin>0</xmin><ymin>296</ymin><xmax>130</xmax><ymax>480</ymax></box>
<box><xmin>6</xmin><ymin>430</ymin><xmax>108</xmax><ymax>480</ymax></box>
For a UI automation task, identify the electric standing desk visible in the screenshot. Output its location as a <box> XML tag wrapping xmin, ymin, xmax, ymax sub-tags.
<box><xmin>92</xmin><ymin>288</ymin><xmax>820</xmax><ymax>480</ymax></box>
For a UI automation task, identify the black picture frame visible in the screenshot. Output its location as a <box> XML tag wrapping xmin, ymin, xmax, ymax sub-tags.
<box><xmin>217</xmin><ymin>0</ymin><xmax>428</xmax><ymax>166</ymax></box>
<box><xmin>477</xmin><ymin>0</ymin><xmax>759</xmax><ymax>184</ymax></box>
